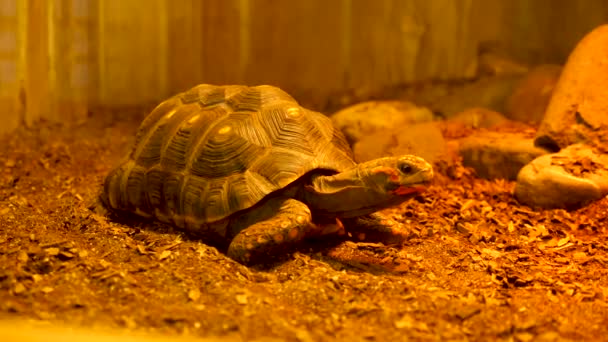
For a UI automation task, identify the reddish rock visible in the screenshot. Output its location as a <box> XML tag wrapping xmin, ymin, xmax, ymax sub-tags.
<box><xmin>506</xmin><ymin>64</ymin><xmax>562</xmax><ymax>125</ymax></box>
<box><xmin>535</xmin><ymin>25</ymin><xmax>608</xmax><ymax>150</ymax></box>
<box><xmin>515</xmin><ymin>144</ymin><xmax>608</xmax><ymax>209</ymax></box>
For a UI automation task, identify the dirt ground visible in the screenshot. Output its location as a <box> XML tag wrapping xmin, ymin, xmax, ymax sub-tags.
<box><xmin>1</xmin><ymin>112</ymin><xmax>608</xmax><ymax>342</ymax></box>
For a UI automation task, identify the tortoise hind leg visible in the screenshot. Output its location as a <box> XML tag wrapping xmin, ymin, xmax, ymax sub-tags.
<box><xmin>228</xmin><ymin>198</ymin><xmax>335</xmax><ymax>264</ymax></box>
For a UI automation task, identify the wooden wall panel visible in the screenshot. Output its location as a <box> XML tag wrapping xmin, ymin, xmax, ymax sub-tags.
<box><xmin>1</xmin><ymin>0</ymin><xmax>608</xmax><ymax>134</ymax></box>
<box><xmin>245</xmin><ymin>0</ymin><xmax>346</xmax><ymax>100</ymax></box>
<box><xmin>166</xmin><ymin>0</ymin><xmax>203</xmax><ymax>93</ymax></box>
<box><xmin>199</xmin><ymin>0</ymin><xmax>244</xmax><ymax>85</ymax></box>
<box><xmin>168</xmin><ymin>0</ymin><xmax>248</xmax><ymax>94</ymax></box>
<box><xmin>23</xmin><ymin>0</ymin><xmax>51</xmax><ymax>127</ymax></box>
<box><xmin>48</xmin><ymin>0</ymin><xmax>95</xmax><ymax>122</ymax></box>
<box><xmin>349</xmin><ymin>0</ymin><xmax>478</xmax><ymax>88</ymax></box>
<box><xmin>349</xmin><ymin>0</ymin><xmax>423</xmax><ymax>87</ymax></box>
<box><xmin>473</xmin><ymin>0</ymin><xmax>608</xmax><ymax>66</ymax></box>
<box><xmin>413</xmin><ymin>0</ymin><xmax>477</xmax><ymax>79</ymax></box>
<box><xmin>97</xmin><ymin>0</ymin><xmax>168</xmax><ymax>107</ymax></box>
<box><xmin>548</xmin><ymin>0</ymin><xmax>608</xmax><ymax>60</ymax></box>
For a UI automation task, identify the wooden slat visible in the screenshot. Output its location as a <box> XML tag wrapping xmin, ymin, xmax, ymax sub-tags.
<box><xmin>349</xmin><ymin>0</ymin><xmax>415</xmax><ymax>88</ymax></box>
<box><xmin>199</xmin><ymin>0</ymin><xmax>245</xmax><ymax>85</ymax></box>
<box><xmin>473</xmin><ymin>0</ymin><xmax>608</xmax><ymax>65</ymax></box>
<box><xmin>349</xmin><ymin>0</ymin><xmax>478</xmax><ymax>90</ymax></box>
<box><xmin>168</xmin><ymin>0</ymin><xmax>251</xmax><ymax>94</ymax></box>
<box><xmin>48</xmin><ymin>0</ymin><xmax>95</xmax><ymax>123</ymax></box>
<box><xmin>166</xmin><ymin>0</ymin><xmax>203</xmax><ymax>93</ymax></box>
<box><xmin>414</xmin><ymin>0</ymin><xmax>477</xmax><ymax>79</ymax></box>
<box><xmin>97</xmin><ymin>0</ymin><xmax>168</xmax><ymax>107</ymax></box>
<box><xmin>22</xmin><ymin>0</ymin><xmax>52</xmax><ymax>127</ymax></box>
<box><xmin>245</xmin><ymin>0</ymin><xmax>345</xmax><ymax>103</ymax></box>
<box><xmin>0</xmin><ymin>0</ymin><xmax>21</xmax><ymax>134</ymax></box>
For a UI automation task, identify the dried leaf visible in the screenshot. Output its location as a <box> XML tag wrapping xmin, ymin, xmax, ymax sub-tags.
<box><xmin>482</xmin><ymin>248</ymin><xmax>502</xmax><ymax>259</ymax></box>
<box><xmin>394</xmin><ymin>315</ymin><xmax>429</xmax><ymax>331</ymax></box>
<box><xmin>188</xmin><ymin>288</ymin><xmax>201</xmax><ymax>301</ymax></box>
<box><xmin>557</xmin><ymin>237</ymin><xmax>570</xmax><ymax>247</ymax></box>
<box><xmin>235</xmin><ymin>294</ymin><xmax>248</xmax><ymax>305</ymax></box>
<box><xmin>45</xmin><ymin>247</ymin><xmax>60</xmax><ymax>256</ymax></box>
<box><xmin>507</xmin><ymin>221</ymin><xmax>515</xmax><ymax>233</ymax></box>
<box><xmin>136</xmin><ymin>245</ymin><xmax>148</xmax><ymax>255</ymax></box>
<box><xmin>41</xmin><ymin>286</ymin><xmax>54</xmax><ymax>293</ymax></box>
<box><xmin>59</xmin><ymin>251</ymin><xmax>74</xmax><ymax>259</ymax></box>
<box><xmin>13</xmin><ymin>283</ymin><xmax>26</xmax><ymax>294</ymax></box>
<box><xmin>158</xmin><ymin>250</ymin><xmax>171</xmax><ymax>261</ymax></box>
<box><xmin>17</xmin><ymin>251</ymin><xmax>28</xmax><ymax>262</ymax></box>
<box><xmin>573</xmin><ymin>252</ymin><xmax>587</xmax><ymax>260</ymax></box>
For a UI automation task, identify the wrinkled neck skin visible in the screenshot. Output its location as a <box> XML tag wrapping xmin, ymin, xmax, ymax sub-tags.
<box><xmin>298</xmin><ymin>162</ymin><xmax>426</xmax><ymax>218</ymax></box>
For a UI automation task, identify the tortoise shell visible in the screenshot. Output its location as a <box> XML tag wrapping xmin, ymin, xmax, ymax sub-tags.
<box><xmin>102</xmin><ymin>84</ymin><xmax>356</xmax><ymax>231</ymax></box>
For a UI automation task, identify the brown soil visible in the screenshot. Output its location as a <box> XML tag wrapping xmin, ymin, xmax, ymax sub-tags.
<box><xmin>1</xmin><ymin>115</ymin><xmax>607</xmax><ymax>341</ymax></box>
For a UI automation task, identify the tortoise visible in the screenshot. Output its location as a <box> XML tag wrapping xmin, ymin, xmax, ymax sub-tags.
<box><xmin>100</xmin><ymin>84</ymin><xmax>433</xmax><ymax>264</ymax></box>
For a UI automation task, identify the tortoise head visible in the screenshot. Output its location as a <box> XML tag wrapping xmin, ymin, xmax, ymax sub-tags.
<box><xmin>362</xmin><ymin>155</ymin><xmax>433</xmax><ymax>198</ymax></box>
<box><xmin>304</xmin><ymin>155</ymin><xmax>433</xmax><ymax>218</ymax></box>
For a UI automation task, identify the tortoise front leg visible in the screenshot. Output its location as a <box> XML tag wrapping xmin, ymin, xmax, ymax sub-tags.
<box><xmin>342</xmin><ymin>212</ymin><xmax>409</xmax><ymax>245</ymax></box>
<box><xmin>227</xmin><ymin>198</ymin><xmax>340</xmax><ymax>264</ymax></box>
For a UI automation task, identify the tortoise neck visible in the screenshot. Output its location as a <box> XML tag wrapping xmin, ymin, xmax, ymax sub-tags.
<box><xmin>297</xmin><ymin>167</ymin><xmax>387</xmax><ymax>218</ymax></box>
<box><xmin>298</xmin><ymin>156</ymin><xmax>432</xmax><ymax>218</ymax></box>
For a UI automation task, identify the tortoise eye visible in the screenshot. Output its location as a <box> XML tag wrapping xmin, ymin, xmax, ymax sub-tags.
<box><xmin>399</xmin><ymin>163</ymin><xmax>413</xmax><ymax>174</ymax></box>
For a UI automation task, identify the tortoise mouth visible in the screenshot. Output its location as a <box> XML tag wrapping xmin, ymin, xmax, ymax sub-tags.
<box><xmin>334</xmin><ymin>185</ymin><xmax>427</xmax><ymax>218</ymax></box>
<box><xmin>389</xmin><ymin>184</ymin><xmax>428</xmax><ymax>196</ymax></box>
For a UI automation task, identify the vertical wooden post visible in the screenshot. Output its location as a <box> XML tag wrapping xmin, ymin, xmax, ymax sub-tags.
<box><xmin>97</xmin><ymin>0</ymin><xmax>168</xmax><ymax>108</ymax></box>
<box><xmin>48</xmin><ymin>0</ymin><xmax>96</xmax><ymax>124</ymax></box>
<box><xmin>23</xmin><ymin>0</ymin><xmax>51</xmax><ymax>127</ymax></box>
<box><xmin>0</xmin><ymin>0</ymin><xmax>21</xmax><ymax>134</ymax></box>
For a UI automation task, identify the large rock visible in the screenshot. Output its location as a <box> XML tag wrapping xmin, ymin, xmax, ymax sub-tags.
<box><xmin>331</xmin><ymin>100</ymin><xmax>434</xmax><ymax>145</ymax></box>
<box><xmin>506</xmin><ymin>64</ymin><xmax>562</xmax><ymax>125</ymax></box>
<box><xmin>429</xmin><ymin>75</ymin><xmax>522</xmax><ymax>119</ymax></box>
<box><xmin>450</xmin><ymin>107</ymin><xmax>509</xmax><ymax>129</ymax></box>
<box><xmin>459</xmin><ymin>131</ymin><xmax>549</xmax><ymax>180</ymax></box>
<box><xmin>515</xmin><ymin>144</ymin><xmax>608</xmax><ymax>209</ymax></box>
<box><xmin>353</xmin><ymin>122</ymin><xmax>446</xmax><ymax>164</ymax></box>
<box><xmin>535</xmin><ymin>25</ymin><xmax>608</xmax><ymax>150</ymax></box>
<box><xmin>477</xmin><ymin>45</ymin><xmax>529</xmax><ymax>76</ymax></box>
